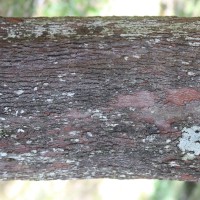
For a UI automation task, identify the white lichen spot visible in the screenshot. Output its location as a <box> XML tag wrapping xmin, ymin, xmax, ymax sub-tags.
<box><xmin>69</xmin><ymin>131</ymin><xmax>78</xmax><ymax>136</ymax></box>
<box><xmin>155</xmin><ymin>38</ymin><xmax>160</xmax><ymax>43</ymax></box>
<box><xmin>182</xmin><ymin>153</ymin><xmax>196</xmax><ymax>161</ymax></box>
<box><xmin>26</xmin><ymin>140</ymin><xmax>32</xmax><ymax>144</ymax></box>
<box><xmin>124</xmin><ymin>56</ymin><xmax>129</xmax><ymax>61</ymax></box>
<box><xmin>99</xmin><ymin>44</ymin><xmax>105</xmax><ymax>49</ymax></box>
<box><xmin>0</xmin><ymin>152</ymin><xmax>7</xmax><ymax>157</ymax></box>
<box><xmin>145</xmin><ymin>135</ymin><xmax>156</xmax><ymax>142</ymax></box>
<box><xmin>15</xmin><ymin>110</ymin><xmax>19</xmax><ymax>116</ymax></box>
<box><xmin>58</xmin><ymin>74</ymin><xmax>66</xmax><ymax>78</ymax></box>
<box><xmin>169</xmin><ymin>161</ymin><xmax>179</xmax><ymax>167</ymax></box>
<box><xmin>66</xmin><ymin>159</ymin><xmax>75</xmax><ymax>164</ymax></box>
<box><xmin>108</xmin><ymin>123</ymin><xmax>119</xmax><ymax>127</ymax></box>
<box><xmin>185</xmin><ymin>36</ymin><xmax>200</xmax><ymax>41</ymax></box>
<box><xmin>20</xmin><ymin>110</ymin><xmax>25</xmax><ymax>114</ymax></box>
<box><xmin>59</xmin><ymin>78</ymin><xmax>66</xmax><ymax>82</ymax></box>
<box><xmin>188</xmin><ymin>71</ymin><xmax>195</xmax><ymax>76</ymax></box>
<box><xmin>43</xmin><ymin>83</ymin><xmax>49</xmax><ymax>86</ymax></box>
<box><xmin>31</xmin><ymin>150</ymin><xmax>37</xmax><ymax>153</ymax></box>
<box><xmin>166</xmin><ymin>139</ymin><xmax>171</xmax><ymax>143</ymax></box>
<box><xmin>53</xmin><ymin>148</ymin><xmax>64</xmax><ymax>152</ymax></box>
<box><xmin>84</xmin><ymin>43</ymin><xmax>88</xmax><ymax>47</ymax></box>
<box><xmin>92</xmin><ymin>109</ymin><xmax>107</xmax><ymax>121</ymax></box>
<box><xmin>33</xmin><ymin>87</ymin><xmax>38</xmax><ymax>91</ymax></box>
<box><xmin>54</xmin><ymin>61</ymin><xmax>58</xmax><ymax>64</ymax></box>
<box><xmin>164</xmin><ymin>145</ymin><xmax>170</xmax><ymax>149</ymax></box>
<box><xmin>67</xmin><ymin>92</ymin><xmax>75</xmax><ymax>97</ymax></box>
<box><xmin>182</xmin><ymin>61</ymin><xmax>189</xmax><ymax>65</ymax></box>
<box><xmin>178</xmin><ymin>126</ymin><xmax>200</xmax><ymax>156</ymax></box>
<box><xmin>129</xmin><ymin>107</ymin><xmax>135</xmax><ymax>111</ymax></box>
<box><xmin>11</xmin><ymin>134</ymin><xmax>17</xmax><ymax>139</ymax></box>
<box><xmin>133</xmin><ymin>55</ymin><xmax>140</xmax><ymax>59</ymax></box>
<box><xmin>189</xmin><ymin>42</ymin><xmax>200</xmax><ymax>47</ymax></box>
<box><xmin>159</xmin><ymin>150</ymin><xmax>163</xmax><ymax>154</ymax></box>
<box><xmin>34</xmin><ymin>127</ymin><xmax>41</xmax><ymax>130</ymax></box>
<box><xmin>17</xmin><ymin>128</ymin><xmax>25</xmax><ymax>133</ymax></box>
<box><xmin>46</xmin><ymin>99</ymin><xmax>53</xmax><ymax>103</ymax></box>
<box><xmin>74</xmin><ymin>139</ymin><xmax>79</xmax><ymax>142</ymax></box>
<box><xmin>86</xmin><ymin>132</ymin><xmax>93</xmax><ymax>137</ymax></box>
<box><xmin>14</xmin><ymin>90</ymin><xmax>24</xmax><ymax>95</ymax></box>
<box><xmin>0</xmin><ymin>93</ymin><xmax>2</xmax><ymax>95</ymax></box>
<box><xmin>0</xmin><ymin>117</ymin><xmax>6</xmax><ymax>121</ymax></box>
<box><xmin>48</xmin><ymin>172</ymin><xmax>56</xmax><ymax>177</ymax></box>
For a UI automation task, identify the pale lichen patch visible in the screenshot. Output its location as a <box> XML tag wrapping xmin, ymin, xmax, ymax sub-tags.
<box><xmin>14</xmin><ymin>90</ymin><xmax>24</xmax><ymax>95</ymax></box>
<box><xmin>182</xmin><ymin>61</ymin><xmax>189</xmax><ymax>65</ymax></box>
<box><xmin>33</xmin><ymin>87</ymin><xmax>38</xmax><ymax>91</ymax></box>
<box><xmin>145</xmin><ymin>135</ymin><xmax>156</xmax><ymax>142</ymax></box>
<box><xmin>124</xmin><ymin>56</ymin><xmax>129</xmax><ymax>61</ymax></box>
<box><xmin>169</xmin><ymin>161</ymin><xmax>180</xmax><ymax>167</ymax></box>
<box><xmin>17</xmin><ymin>128</ymin><xmax>25</xmax><ymax>133</ymax></box>
<box><xmin>182</xmin><ymin>153</ymin><xmax>196</xmax><ymax>161</ymax></box>
<box><xmin>188</xmin><ymin>71</ymin><xmax>195</xmax><ymax>76</ymax></box>
<box><xmin>0</xmin><ymin>152</ymin><xmax>7</xmax><ymax>157</ymax></box>
<box><xmin>69</xmin><ymin>131</ymin><xmax>79</xmax><ymax>136</ymax></box>
<box><xmin>189</xmin><ymin>42</ymin><xmax>200</xmax><ymax>46</ymax></box>
<box><xmin>86</xmin><ymin>132</ymin><xmax>93</xmax><ymax>137</ymax></box>
<box><xmin>43</xmin><ymin>83</ymin><xmax>49</xmax><ymax>86</ymax></box>
<box><xmin>46</xmin><ymin>99</ymin><xmax>53</xmax><ymax>103</ymax></box>
<box><xmin>133</xmin><ymin>55</ymin><xmax>140</xmax><ymax>59</ymax></box>
<box><xmin>178</xmin><ymin>126</ymin><xmax>200</xmax><ymax>157</ymax></box>
<box><xmin>67</xmin><ymin>92</ymin><xmax>75</xmax><ymax>97</ymax></box>
<box><xmin>166</xmin><ymin>139</ymin><xmax>171</xmax><ymax>143</ymax></box>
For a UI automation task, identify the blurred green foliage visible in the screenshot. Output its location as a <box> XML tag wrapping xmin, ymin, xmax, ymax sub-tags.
<box><xmin>0</xmin><ymin>0</ymin><xmax>199</xmax><ymax>17</ymax></box>
<box><xmin>41</xmin><ymin>0</ymin><xmax>107</xmax><ymax>16</ymax></box>
<box><xmin>0</xmin><ymin>0</ymin><xmax>108</xmax><ymax>17</ymax></box>
<box><xmin>150</xmin><ymin>180</ymin><xmax>183</xmax><ymax>200</ymax></box>
<box><xmin>0</xmin><ymin>0</ymin><xmax>35</xmax><ymax>17</ymax></box>
<box><xmin>174</xmin><ymin>0</ymin><xmax>200</xmax><ymax>16</ymax></box>
<box><xmin>150</xmin><ymin>180</ymin><xmax>200</xmax><ymax>200</ymax></box>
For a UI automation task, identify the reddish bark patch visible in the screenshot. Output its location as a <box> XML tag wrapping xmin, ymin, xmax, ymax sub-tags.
<box><xmin>166</xmin><ymin>88</ymin><xmax>200</xmax><ymax>106</ymax></box>
<box><xmin>50</xmin><ymin>162</ymin><xmax>69</xmax><ymax>169</ymax></box>
<box><xmin>67</xmin><ymin>109</ymin><xmax>91</xmax><ymax>119</ymax></box>
<box><xmin>181</xmin><ymin>174</ymin><xmax>196</xmax><ymax>181</ymax></box>
<box><xmin>14</xmin><ymin>145</ymin><xmax>31</xmax><ymax>154</ymax></box>
<box><xmin>5</xmin><ymin>18</ymin><xmax>24</xmax><ymax>23</ymax></box>
<box><xmin>113</xmin><ymin>91</ymin><xmax>155</xmax><ymax>108</ymax></box>
<box><xmin>155</xmin><ymin>119</ymin><xmax>175</xmax><ymax>132</ymax></box>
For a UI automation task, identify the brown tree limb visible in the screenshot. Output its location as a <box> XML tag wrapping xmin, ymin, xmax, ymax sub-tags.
<box><xmin>0</xmin><ymin>17</ymin><xmax>200</xmax><ymax>181</ymax></box>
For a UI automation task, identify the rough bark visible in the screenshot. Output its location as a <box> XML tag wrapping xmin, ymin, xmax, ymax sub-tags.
<box><xmin>0</xmin><ymin>16</ymin><xmax>200</xmax><ymax>181</ymax></box>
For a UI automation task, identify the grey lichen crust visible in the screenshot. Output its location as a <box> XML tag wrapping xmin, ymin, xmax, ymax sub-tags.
<box><xmin>178</xmin><ymin>126</ymin><xmax>200</xmax><ymax>157</ymax></box>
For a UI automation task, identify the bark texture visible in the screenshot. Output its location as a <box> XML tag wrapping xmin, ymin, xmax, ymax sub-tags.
<box><xmin>0</xmin><ymin>16</ymin><xmax>200</xmax><ymax>181</ymax></box>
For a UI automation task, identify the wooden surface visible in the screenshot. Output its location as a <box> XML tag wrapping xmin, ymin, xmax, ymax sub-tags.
<box><xmin>0</xmin><ymin>17</ymin><xmax>200</xmax><ymax>180</ymax></box>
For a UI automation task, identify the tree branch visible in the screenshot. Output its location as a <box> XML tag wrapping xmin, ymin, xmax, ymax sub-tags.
<box><xmin>0</xmin><ymin>17</ymin><xmax>200</xmax><ymax>181</ymax></box>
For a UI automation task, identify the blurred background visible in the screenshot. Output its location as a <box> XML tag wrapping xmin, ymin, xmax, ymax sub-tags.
<box><xmin>0</xmin><ymin>0</ymin><xmax>200</xmax><ymax>199</ymax></box>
